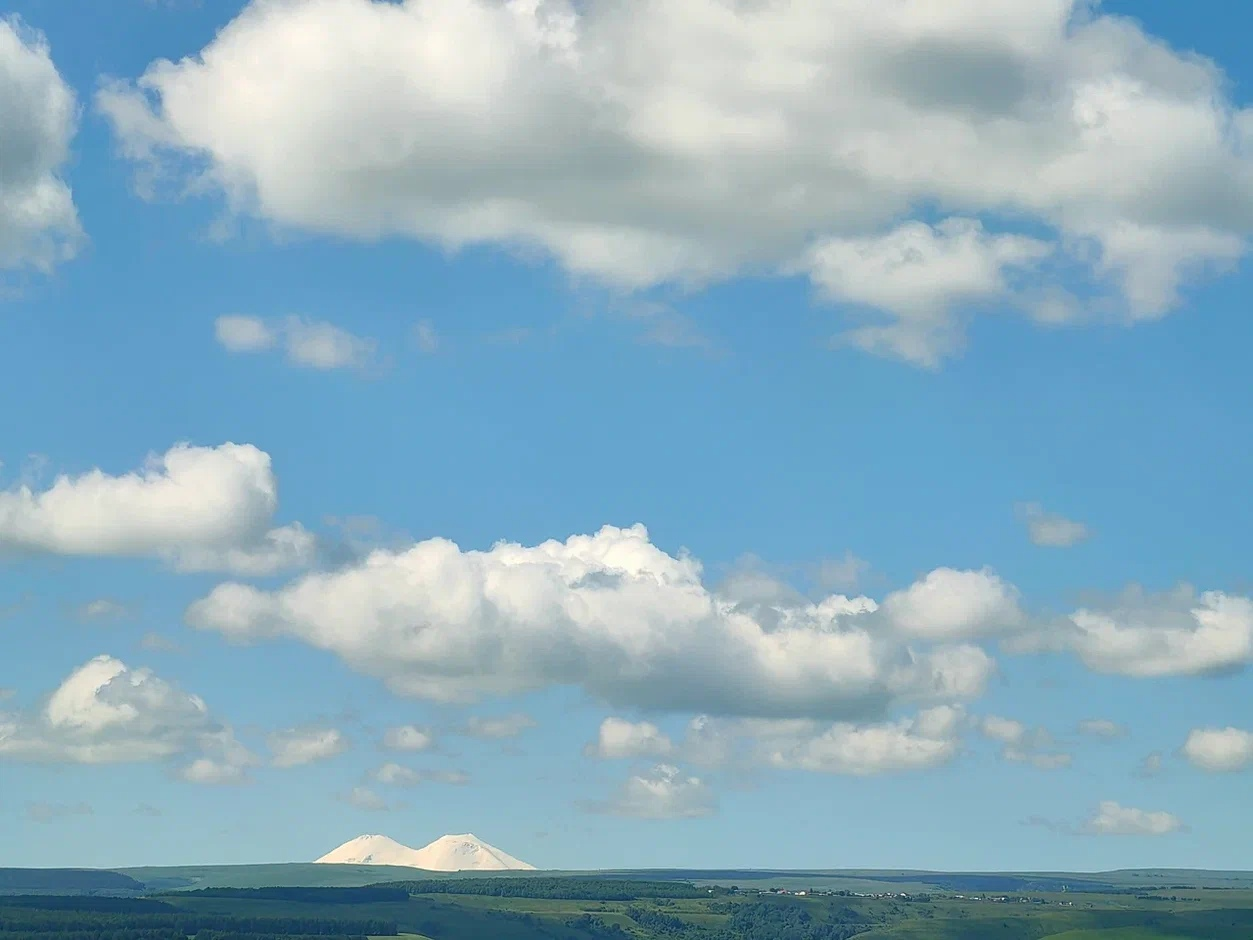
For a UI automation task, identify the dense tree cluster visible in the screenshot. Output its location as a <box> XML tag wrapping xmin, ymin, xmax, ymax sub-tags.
<box><xmin>373</xmin><ymin>879</ymin><xmax>707</xmax><ymax>901</ymax></box>
<box><xmin>0</xmin><ymin>874</ymin><xmax>141</xmax><ymax>893</ymax></box>
<box><xmin>625</xmin><ymin>907</ymin><xmax>688</xmax><ymax>934</ymax></box>
<box><xmin>618</xmin><ymin>901</ymin><xmax>873</xmax><ymax>940</ymax></box>
<box><xmin>718</xmin><ymin>902</ymin><xmax>871</xmax><ymax>940</ymax></box>
<box><xmin>171</xmin><ymin>890</ymin><xmax>408</xmax><ymax>905</ymax></box>
<box><xmin>565</xmin><ymin>915</ymin><xmax>629</xmax><ymax>938</ymax></box>
<box><xmin>0</xmin><ymin>902</ymin><xmax>172</xmax><ymax>915</ymax></box>
<box><xmin>0</xmin><ymin>901</ymin><xmax>396</xmax><ymax>940</ymax></box>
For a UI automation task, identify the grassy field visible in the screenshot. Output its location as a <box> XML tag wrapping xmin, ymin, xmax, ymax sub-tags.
<box><xmin>113</xmin><ymin>864</ymin><xmax>1253</xmax><ymax>896</ymax></box>
<box><xmin>117</xmin><ymin>863</ymin><xmax>453</xmax><ymax>890</ymax></box>
<box><xmin>1038</xmin><ymin>929</ymin><xmax>1193</xmax><ymax>939</ymax></box>
<box><xmin>136</xmin><ymin>877</ymin><xmax>1253</xmax><ymax>940</ymax></box>
<box><xmin>8</xmin><ymin>866</ymin><xmax>1249</xmax><ymax>940</ymax></box>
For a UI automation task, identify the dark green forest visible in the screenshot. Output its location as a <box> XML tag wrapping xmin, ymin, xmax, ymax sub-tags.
<box><xmin>622</xmin><ymin>901</ymin><xmax>872</xmax><ymax>940</ymax></box>
<box><xmin>0</xmin><ymin>874</ymin><xmax>142</xmax><ymax>894</ymax></box>
<box><xmin>374</xmin><ymin>879</ymin><xmax>709</xmax><ymax>901</ymax></box>
<box><xmin>168</xmin><ymin>891</ymin><xmax>409</xmax><ymax>905</ymax></box>
<box><xmin>2</xmin><ymin>871</ymin><xmax>1252</xmax><ymax>940</ymax></box>
<box><xmin>0</xmin><ymin>896</ymin><xmax>395</xmax><ymax>940</ymax></box>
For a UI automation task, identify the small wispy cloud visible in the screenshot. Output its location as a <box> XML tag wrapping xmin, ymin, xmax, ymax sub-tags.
<box><xmin>412</xmin><ymin>319</ymin><xmax>439</xmax><ymax>353</ymax></box>
<box><xmin>139</xmin><ymin>632</ymin><xmax>180</xmax><ymax>652</ymax></box>
<box><xmin>1077</xmin><ymin>718</ymin><xmax>1128</xmax><ymax>739</ymax></box>
<box><xmin>459</xmin><ymin>714</ymin><xmax>536</xmax><ymax>739</ymax></box>
<box><xmin>1015</xmin><ymin>502</ymin><xmax>1091</xmax><ymax>548</ymax></box>
<box><xmin>215</xmin><ymin>315</ymin><xmax>379</xmax><ymax>372</ymax></box>
<box><xmin>1135</xmin><ymin>752</ymin><xmax>1164</xmax><ymax>778</ymax></box>
<box><xmin>1083</xmin><ymin>800</ymin><xmax>1184</xmax><ymax>836</ymax></box>
<box><xmin>340</xmin><ymin>786</ymin><xmax>398</xmax><ymax>812</ymax></box>
<box><xmin>370</xmin><ymin>763</ymin><xmax>470</xmax><ymax>787</ymax></box>
<box><xmin>74</xmin><ymin>598</ymin><xmax>130</xmax><ymax>621</ymax></box>
<box><xmin>979</xmin><ymin>715</ymin><xmax>1072</xmax><ymax>770</ymax></box>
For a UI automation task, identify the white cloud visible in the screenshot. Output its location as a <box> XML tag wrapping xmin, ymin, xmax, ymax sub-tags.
<box><xmin>758</xmin><ymin>705</ymin><xmax>964</xmax><ymax>775</ymax></box>
<box><xmin>214</xmin><ymin>315</ymin><xmax>377</xmax><ymax>371</ymax></box>
<box><xmin>178</xmin><ymin>729</ymin><xmax>257</xmax><ymax>785</ymax></box>
<box><xmin>461</xmin><ymin>713</ymin><xmax>537</xmax><ymax>739</ymax></box>
<box><xmin>0</xmin><ymin>442</ymin><xmax>317</xmax><ymax>576</ymax></box>
<box><xmin>585</xmin><ymin>717</ymin><xmax>674</xmax><ymax>760</ymax></box>
<box><xmin>372</xmin><ymin>762</ymin><xmax>421</xmax><ymax>786</ymax></box>
<box><xmin>371</xmin><ymin>762</ymin><xmax>468</xmax><ymax>786</ymax></box>
<box><xmin>427</xmin><ymin>769</ymin><xmax>469</xmax><ymax>785</ymax></box>
<box><xmin>0</xmin><ymin>442</ymin><xmax>273</xmax><ymax>555</ymax></box>
<box><xmin>1083</xmin><ymin>800</ymin><xmax>1183</xmax><ymax>836</ymax></box>
<box><xmin>75</xmin><ymin>598</ymin><xmax>130</xmax><ymax>621</ymax></box>
<box><xmin>382</xmin><ymin>724</ymin><xmax>434</xmax><ymax>751</ymax></box>
<box><xmin>880</xmin><ymin>567</ymin><xmax>1023</xmax><ymax>640</ymax></box>
<box><xmin>1061</xmin><ymin>587</ymin><xmax>1253</xmax><ymax>677</ymax></box>
<box><xmin>1136</xmin><ymin>751</ymin><xmax>1164</xmax><ymax>778</ymax></box>
<box><xmin>0</xmin><ymin>18</ymin><xmax>81</xmax><ymax>275</ymax></box>
<box><xmin>413</xmin><ymin>319</ymin><xmax>439</xmax><ymax>353</ymax></box>
<box><xmin>806</xmin><ymin>219</ymin><xmax>1050</xmax><ymax>366</ymax></box>
<box><xmin>268</xmin><ymin>727</ymin><xmax>349</xmax><ymax>768</ymax></box>
<box><xmin>1077</xmin><ymin>718</ymin><xmax>1126</xmax><ymax>739</ymax></box>
<box><xmin>978</xmin><ymin>714</ymin><xmax>1071</xmax><ymax>770</ymax></box>
<box><xmin>100</xmin><ymin>0</ymin><xmax>1253</xmax><ymax>364</ymax></box>
<box><xmin>215</xmin><ymin>314</ymin><xmax>276</xmax><ymax>352</ymax></box>
<box><xmin>342</xmin><ymin>785</ymin><xmax>391</xmax><ymax>811</ymax></box>
<box><xmin>139</xmin><ymin>632</ymin><xmax>179</xmax><ymax>653</ymax></box>
<box><xmin>812</xmin><ymin>552</ymin><xmax>870</xmax><ymax>593</ymax></box>
<box><xmin>980</xmin><ymin>715</ymin><xmax>1026</xmax><ymax>745</ymax></box>
<box><xmin>170</xmin><ymin>522</ymin><xmax>319</xmax><ymax>577</ymax></box>
<box><xmin>1016</xmin><ymin>502</ymin><xmax>1091</xmax><ymax>548</ymax></box>
<box><xmin>186</xmin><ymin>524</ymin><xmax>996</xmax><ymax>719</ymax></box>
<box><xmin>1182</xmin><ymin>727</ymin><xmax>1253</xmax><ymax>773</ymax></box>
<box><xmin>597</xmin><ymin>708</ymin><xmax>967</xmax><ymax>777</ymax></box>
<box><xmin>592</xmin><ymin>764</ymin><xmax>716</xmax><ymax>819</ymax></box>
<box><xmin>283</xmin><ymin>317</ymin><xmax>377</xmax><ymax>370</ymax></box>
<box><xmin>1007</xmin><ymin>749</ymin><xmax>1071</xmax><ymax>771</ymax></box>
<box><xmin>0</xmin><ymin>655</ymin><xmax>254</xmax><ymax>782</ymax></box>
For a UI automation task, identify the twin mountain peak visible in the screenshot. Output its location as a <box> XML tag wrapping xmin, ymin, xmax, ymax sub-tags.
<box><xmin>315</xmin><ymin>833</ymin><xmax>536</xmax><ymax>872</ymax></box>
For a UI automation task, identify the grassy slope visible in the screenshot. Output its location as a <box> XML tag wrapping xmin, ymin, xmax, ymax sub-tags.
<box><xmin>78</xmin><ymin>868</ymin><xmax>1253</xmax><ymax>940</ymax></box>
<box><xmin>153</xmin><ymin>885</ymin><xmax>1253</xmax><ymax>940</ymax></box>
<box><xmin>162</xmin><ymin>892</ymin><xmax>611</xmax><ymax>940</ymax></box>
<box><xmin>118</xmin><ymin>864</ymin><xmax>442</xmax><ymax>890</ymax></box>
<box><xmin>112</xmin><ymin>864</ymin><xmax>1253</xmax><ymax>895</ymax></box>
<box><xmin>1040</xmin><ymin>930</ymin><xmax>1192</xmax><ymax>939</ymax></box>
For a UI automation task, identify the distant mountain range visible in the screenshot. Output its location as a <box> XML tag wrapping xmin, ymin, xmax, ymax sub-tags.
<box><xmin>314</xmin><ymin>833</ymin><xmax>536</xmax><ymax>872</ymax></box>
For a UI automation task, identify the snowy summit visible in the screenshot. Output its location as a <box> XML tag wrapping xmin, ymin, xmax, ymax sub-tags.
<box><xmin>315</xmin><ymin>833</ymin><xmax>536</xmax><ymax>871</ymax></box>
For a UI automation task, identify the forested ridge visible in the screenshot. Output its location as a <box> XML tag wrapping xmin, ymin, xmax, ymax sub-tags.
<box><xmin>372</xmin><ymin>878</ymin><xmax>709</xmax><ymax>900</ymax></box>
<box><xmin>0</xmin><ymin>896</ymin><xmax>396</xmax><ymax>940</ymax></box>
<box><xmin>0</xmin><ymin>874</ymin><xmax>141</xmax><ymax>894</ymax></box>
<box><xmin>167</xmin><ymin>890</ymin><xmax>408</xmax><ymax>905</ymax></box>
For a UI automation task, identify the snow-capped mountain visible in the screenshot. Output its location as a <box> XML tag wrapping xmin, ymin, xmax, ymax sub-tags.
<box><xmin>315</xmin><ymin>833</ymin><xmax>536</xmax><ymax>871</ymax></box>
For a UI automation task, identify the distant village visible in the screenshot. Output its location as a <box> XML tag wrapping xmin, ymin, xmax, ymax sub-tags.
<box><xmin>715</xmin><ymin>886</ymin><xmax>1075</xmax><ymax>906</ymax></box>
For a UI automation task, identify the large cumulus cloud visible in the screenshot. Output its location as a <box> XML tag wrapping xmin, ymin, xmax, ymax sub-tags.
<box><xmin>187</xmin><ymin>523</ymin><xmax>1007</xmax><ymax>718</ymax></box>
<box><xmin>100</xmin><ymin>0</ymin><xmax>1253</xmax><ymax>363</ymax></box>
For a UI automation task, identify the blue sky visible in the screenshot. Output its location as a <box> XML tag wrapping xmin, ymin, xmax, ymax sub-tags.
<box><xmin>2</xmin><ymin>0</ymin><xmax>1252</xmax><ymax>873</ymax></box>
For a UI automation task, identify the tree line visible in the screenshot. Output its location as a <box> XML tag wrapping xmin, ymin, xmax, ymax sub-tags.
<box><xmin>168</xmin><ymin>889</ymin><xmax>408</xmax><ymax>905</ymax></box>
<box><xmin>0</xmin><ymin>874</ymin><xmax>142</xmax><ymax>894</ymax></box>
<box><xmin>0</xmin><ymin>903</ymin><xmax>396</xmax><ymax>940</ymax></box>
<box><xmin>0</xmin><ymin>901</ymin><xmax>172</xmax><ymax>915</ymax></box>
<box><xmin>372</xmin><ymin>878</ymin><xmax>708</xmax><ymax>901</ymax></box>
<box><xmin>614</xmin><ymin>901</ymin><xmax>874</xmax><ymax>940</ymax></box>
